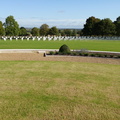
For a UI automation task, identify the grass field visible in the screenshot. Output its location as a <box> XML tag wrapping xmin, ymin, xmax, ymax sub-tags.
<box><xmin>0</xmin><ymin>61</ymin><xmax>120</xmax><ymax>120</ymax></box>
<box><xmin>0</xmin><ymin>40</ymin><xmax>120</xmax><ymax>52</ymax></box>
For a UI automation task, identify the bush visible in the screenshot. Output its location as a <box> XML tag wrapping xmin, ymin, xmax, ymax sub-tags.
<box><xmin>110</xmin><ymin>55</ymin><xmax>114</xmax><ymax>58</ymax></box>
<box><xmin>104</xmin><ymin>54</ymin><xmax>107</xmax><ymax>57</ymax></box>
<box><xmin>79</xmin><ymin>53</ymin><xmax>83</xmax><ymax>56</ymax></box>
<box><xmin>98</xmin><ymin>54</ymin><xmax>103</xmax><ymax>57</ymax></box>
<box><xmin>55</xmin><ymin>51</ymin><xmax>59</xmax><ymax>55</ymax></box>
<box><xmin>72</xmin><ymin>52</ymin><xmax>77</xmax><ymax>56</ymax></box>
<box><xmin>90</xmin><ymin>54</ymin><xmax>95</xmax><ymax>57</ymax></box>
<box><xmin>49</xmin><ymin>51</ymin><xmax>54</xmax><ymax>55</ymax></box>
<box><xmin>59</xmin><ymin>44</ymin><xmax>71</xmax><ymax>55</ymax></box>
<box><xmin>117</xmin><ymin>55</ymin><xmax>120</xmax><ymax>58</ymax></box>
<box><xmin>83</xmin><ymin>53</ymin><xmax>89</xmax><ymax>56</ymax></box>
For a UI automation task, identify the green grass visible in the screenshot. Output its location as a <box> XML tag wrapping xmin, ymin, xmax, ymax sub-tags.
<box><xmin>0</xmin><ymin>61</ymin><xmax>120</xmax><ymax>120</ymax></box>
<box><xmin>0</xmin><ymin>40</ymin><xmax>120</xmax><ymax>52</ymax></box>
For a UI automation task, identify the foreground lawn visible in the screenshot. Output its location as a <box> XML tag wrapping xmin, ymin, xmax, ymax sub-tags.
<box><xmin>0</xmin><ymin>40</ymin><xmax>120</xmax><ymax>52</ymax></box>
<box><xmin>0</xmin><ymin>61</ymin><xmax>120</xmax><ymax>120</ymax></box>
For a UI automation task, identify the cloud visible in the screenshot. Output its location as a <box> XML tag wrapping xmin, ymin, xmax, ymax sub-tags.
<box><xmin>17</xmin><ymin>18</ymin><xmax>85</xmax><ymax>28</ymax></box>
<box><xmin>57</xmin><ymin>10</ymin><xmax>65</xmax><ymax>13</ymax></box>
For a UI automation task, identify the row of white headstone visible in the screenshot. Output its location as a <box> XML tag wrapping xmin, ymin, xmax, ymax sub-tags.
<box><xmin>0</xmin><ymin>36</ymin><xmax>120</xmax><ymax>41</ymax></box>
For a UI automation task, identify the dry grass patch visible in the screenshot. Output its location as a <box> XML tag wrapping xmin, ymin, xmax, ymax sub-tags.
<box><xmin>0</xmin><ymin>61</ymin><xmax>120</xmax><ymax>120</ymax></box>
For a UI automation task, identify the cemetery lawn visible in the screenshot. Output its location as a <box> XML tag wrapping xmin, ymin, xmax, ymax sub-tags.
<box><xmin>0</xmin><ymin>40</ymin><xmax>120</xmax><ymax>52</ymax></box>
<box><xmin>0</xmin><ymin>61</ymin><xmax>120</xmax><ymax>120</ymax></box>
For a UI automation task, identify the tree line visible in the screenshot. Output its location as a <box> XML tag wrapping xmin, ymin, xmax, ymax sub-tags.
<box><xmin>0</xmin><ymin>15</ymin><xmax>120</xmax><ymax>36</ymax></box>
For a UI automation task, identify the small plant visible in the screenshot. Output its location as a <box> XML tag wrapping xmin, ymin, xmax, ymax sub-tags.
<box><xmin>72</xmin><ymin>52</ymin><xmax>77</xmax><ymax>56</ymax></box>
<box><xmin>95</xmin><ymin>53</ymin><xmax>102</xmax><ymax>57</ymax></box>
<box><xmin>59</xmin><ymin>44</ymin><xmax>71</xmax><ymax>55</ymax></box>
<box><xmin>49</xmin><ymin>51</ymin><xmax>54</xmax><ymax>55</ymax></box>
<box><xmin>90</xmin><ymin>54</ymin><xmax>95</xmax><ymax>57</ymax></box>
<box><xmin>83</xmin><ymin>53</ymin><xmax>89</xmax><ymax>56</ymax></box>
<box><xmin>79</xmin><ymin>53</ymin><xmax>83</xmax><ymax>56</ymax></box>
<box><xmin>98</xmin><ymin>54</ymin><xmax>102</xmax><ymax>57</ymax></box>
<box><xmin>110</xmin><ymin>55</ymin><xmax>114</xmax><ymax>58</ymax></box>
<box><xmin>117</xmin><ymin>55</ymin><xmax>120</xmax><ymax>58</ymax></box>
<box><xmin>55</xmin><ymin>51</ymin><xmax>59</xmax><ymax>55</ymax></box>
<box><xmin>104</xmin><ymin>54</ymin><xmax>107</xmax><ymax>57</ymax></box>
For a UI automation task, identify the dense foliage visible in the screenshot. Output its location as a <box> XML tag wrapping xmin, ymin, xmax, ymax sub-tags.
<box><xmin>82</xmin><ymin>16</ymin><xmax>117</xmax><ymax>36</ymax></box>
<box><xmin>4</xmin><ymin>16</ymin><xmax>20</xmax><ymax>36</ymax></box>
<box><xmin>39</xmin><ymin>24</ymin><xmax>49</xmax><ymax>36</ymax></box>
<box><xmin>31</xmin><ymin>27</ymin><xmax>39</xmax><ymax>36</ymax></box>
<box><xmin>59</xmin><ymin>44</ymin><xmax>71</xmax><ymax>54</ymax></box>
<box><xmin>20</xmin><ymin>27</ymin><xmax>27</xmax><ymax>36</ymax></box>
<box><xmin>0</xmin><ymin>21</ymin><xmax>5</xmax><ymax>35</ymax></box>
<box><xmin>0</xmin><ymin>15</ymin><xmax>120</xmax><ymax>36</ymax></box>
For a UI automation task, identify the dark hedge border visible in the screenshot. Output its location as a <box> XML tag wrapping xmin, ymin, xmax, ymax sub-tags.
<box><xmin>47</xmin><ymin>51</ymin><xmax>120</xmax><ymax>59</ymax></box>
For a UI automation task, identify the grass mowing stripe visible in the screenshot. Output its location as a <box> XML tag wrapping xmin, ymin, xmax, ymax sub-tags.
<box><xmin>0</xmin><ymin>40</ymin><xmax>120</xmax><ymax>52</ymax></box>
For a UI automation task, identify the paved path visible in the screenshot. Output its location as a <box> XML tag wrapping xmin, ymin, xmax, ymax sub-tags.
<box><xmin>0</xmin><ymin>49</ymin><xmax>58</xmax><ymax>53</ymax></box>
<box><xmin>0</xmin><ymin>49</ymin><xmax>120</xmax><ymax>54</ymax></box>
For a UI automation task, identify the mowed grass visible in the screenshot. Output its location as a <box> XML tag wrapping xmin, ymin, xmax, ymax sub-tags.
<box><xmin>0</xmin><ymin>40</ymin><xmax>120</xmax><ymax>52</ymax></box>
<box><xmin>0</xmin><ymin>61</ymin><xmax>120</xmax><ymax>120</ymax></box>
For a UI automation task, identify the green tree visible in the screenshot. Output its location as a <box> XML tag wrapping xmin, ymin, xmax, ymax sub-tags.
<box><xmin>0</xmin><ymin>21</ymin><xmax>5</xmax><ymax>36</ymax></box>
<box><xmin>114</xmin><ymin>16</ymin><xmax>120</xmax><ymax>36</ymax></box>
<box><xmin>20</xmin><ymin>27</ymin><xmax>27</xmax><ymax>36</ymax></box>
<box><xmin>59</xmin><ymin>29</ymin><xmax>65</xmax><ymax>36</ymax></box>
<box><xmin>72</xmin><ymin>29</ymin><xmax>77</xmax><ymax>36</ymax></box>
<box><xmin>116</xmin><ymin>16</ymin><xmax>120</xmax><ymax>22</ymax></box>
<box><xmin>48</xmin><ymin>26</ymin><xmax>58</xmax><ymax>35</ymax></box>
<box><xmin>96</xmin><ymin>18</ymin><xmax>116</xmax><ymax>36</ymax></box>
<box><xmin>31</xmin><ymin>27</ymin><xmax>39</xmax><ymax>36</ymax></box>
<box><xmin>39</xmin><ymin>24</ymin><xmax>49</xmax><ymax>36</ymax></box>
<box><xmin>82</xmin><ymin>16</ymin><xmax>100</xmax><ymax>36</ymax></box>
<box><xmin>4</xmin><ymin>15</ymin><xmax>20</xmax><ymax>36</ymax></box>
<box><xmin>64</xmin><ymin>29</ymin><xmax>72</xmax><ymax>36</ymax></box>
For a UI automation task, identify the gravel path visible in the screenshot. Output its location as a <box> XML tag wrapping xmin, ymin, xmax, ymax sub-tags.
<box><xmin>0</xmin><ymin>53</ymin><xmax>120</xmax><ymax>65</ymax></box>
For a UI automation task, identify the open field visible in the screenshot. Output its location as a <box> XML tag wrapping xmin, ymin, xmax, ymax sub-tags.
<box><xmin>0</xmin><ymin>61</ymin><xmax>120</xmax><ymax>120</ymax></box>
<box><xmin>0</xmin><ymin>40</ymin><xmax>120</xmax><ymax>52</ymax></box>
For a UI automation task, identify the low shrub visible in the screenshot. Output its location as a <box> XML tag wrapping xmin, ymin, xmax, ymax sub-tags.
<box><xmin>90</xmin><ymin>54</ymin><xmax>95</xmax><ymax>57</ymax></box>
<box><xmin>110</xmin><ymin>55</ymin><xmax>114</xmax><ymax>58</ymax></box>
<box><xmin>83</xmin><ymin>53</ymin><xmax>89</xmax><ymax>56</ymax></box>
<box><xmin>79</xmin><ymin>53</ymin><xmax>83</xmax><ymax>56</ymax></box>
<box><xmin>55</xmin><ymin>51</ymin><xmax>59</xmax><ymax>55</ymax></box>
<box><xmin>117</xmin><ymin>55</ymin><xmax>120</xmax><ymax>58</ymax></box>
<box><xmin>59</xmin><ymin>44</ymin><xmax>70</xmax><ymax>54</ymax></box>
<box><xmin>49</xmin><ymin>51</ymin><xmax>54</xmax><ymax>55</ymax></box>
<box><xmin>98</xmin><ymin>54</ymin><xmax>103</xmax><ymax>57</ymax></box>
<box><xmin>72</xmin><ymin>52</ymin><xmax>78</xmax><ymax>56</ymax></box>
<box><xmin>104</xmin><ymin>54</ymin><xmax>107</xmax><ymax>57</ymax></box>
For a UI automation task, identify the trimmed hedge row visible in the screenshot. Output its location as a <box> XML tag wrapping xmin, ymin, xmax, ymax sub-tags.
<box><xmin>48</xmin><ymin>51</ymin><xmax>120</xmax><ymax>58</ymax></box>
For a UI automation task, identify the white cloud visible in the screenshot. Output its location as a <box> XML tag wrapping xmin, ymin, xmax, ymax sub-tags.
<box><xmin>0</xmin><ymin>17</ymin><xmax>85</xmax><ymax>28</ymax></box>
<box><xmin>57</xmin><ymin>10</ymin><xmax>65</xmax><ymax>13</ymax></box>
<box><xmin>17</xmin><ymin>18</ymin><xmax>85</xmax><ymax>28</ymax></box>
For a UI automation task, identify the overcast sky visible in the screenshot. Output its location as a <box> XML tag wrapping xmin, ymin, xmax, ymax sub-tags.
<box><xmin>0</xmin><ymin>0</ymin><xmax>120</xmax><ymax>28</ymax></box>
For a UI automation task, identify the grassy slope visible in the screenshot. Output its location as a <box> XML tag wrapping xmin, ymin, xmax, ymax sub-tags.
<box><xmin>0</xmin><ymin>40</ymin><xmax>120</xmax><ymax>52</ymax></box>
<box><xmin>0</xmin><ymin>61</ymin><xmax>120</xmax><ymax>120</ymax></box>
